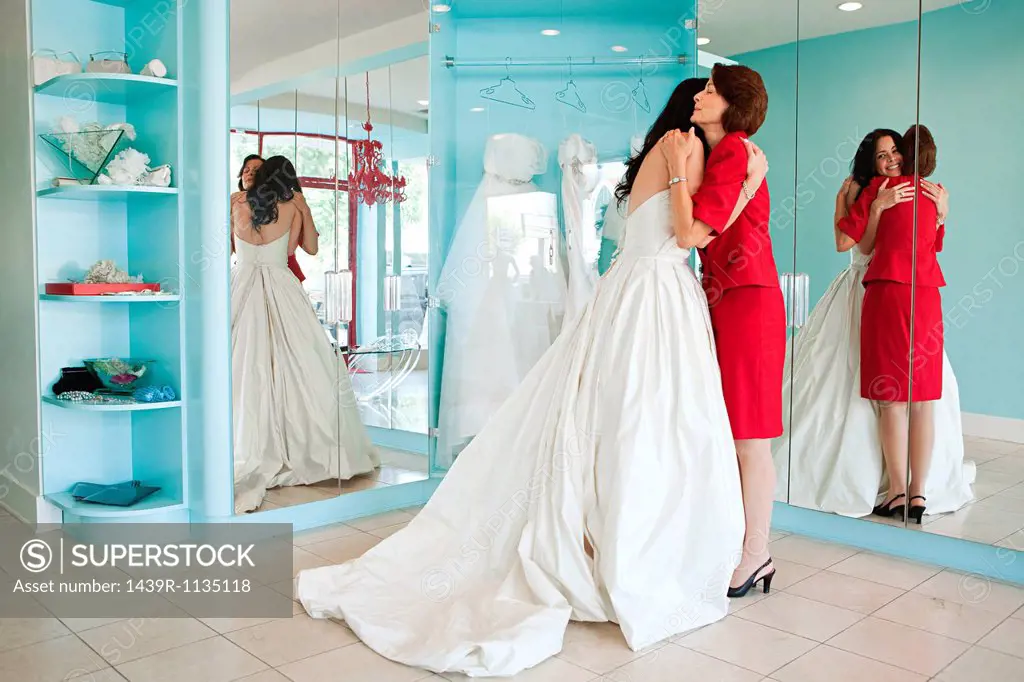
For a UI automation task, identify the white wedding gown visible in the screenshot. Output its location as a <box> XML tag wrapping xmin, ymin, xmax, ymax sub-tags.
<box><xmin>231</xmin><ymin>232</ymin><xmax>379</xmax><ymax>514</ymax></box>
<box><xmin>436</xmin><ymin>134</ymin><xmax>566</xmax><ymax>468</ymax></box>
<box><xmin>774</xmin><ymin>249</ymin><xmax>975</xmax><ymax>516</ymax></box>
<box><xmin>297</xmin><ymin>189</ymin><xmax>745</xmax><ymax>677</ymax></box>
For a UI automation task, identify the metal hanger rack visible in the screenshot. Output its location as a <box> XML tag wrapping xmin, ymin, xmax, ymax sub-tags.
<box><xmin>444</xmin><ymin>55</ymin><xmax>687</xmax><ymax>68</ymax></box>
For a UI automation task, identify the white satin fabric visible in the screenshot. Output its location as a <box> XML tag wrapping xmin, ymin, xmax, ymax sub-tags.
<box><xmin>297</xmin><ymin>190</ymin><xmax>744</xmax><ymax>678</ymax></box>
<box><xmin>435</xmin><ymin>134</ymin><xmax>565</xmax><ymax>468</ymax></box>
<box><xmin>559</xmin><ymin>134</ymin><xmax>599</xmax><ymax>326</ymax></box>
<box><xmin>774</xmin><ymin>249</ymin><xmax>975</xmax><ymax>516</ymax></box>
<box><xmin>231</xmin><ymin>233</ymin><xmax>378</xmax><ymax>514</ymax></box>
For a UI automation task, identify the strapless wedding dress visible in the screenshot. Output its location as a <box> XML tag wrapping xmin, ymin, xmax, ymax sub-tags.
<box><xmin>297</xmin><ymin>189</ymin><xmax>744</xmax><ymax>677</ymax></box>
<box><xmin>231</xmin><ymin>233</ymin><xmax>378</xmax><ymax>514</ymax></box>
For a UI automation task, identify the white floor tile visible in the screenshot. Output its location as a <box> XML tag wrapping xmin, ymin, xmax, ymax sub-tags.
<box><xmin>733</xmin><ymin>593</ymin><xmax>863</xmax><ymax>642</ymax></box>
<box><xmin>301</xmin><ymin>533</ymin><xmax>381</xmax><ymax>564</ymax></box>
<box><xmin>276</xmin><ymin>641</ymin><xmax>433</xmax><ymax>682</ymax></box>
<box><xmin>602</xmin><ymin>643</ymin><xmax>761</xmax><ymax>682</ymax></box>
<box><xmin>0</xmin><ymin>617</ymin><xmax>71</xmax><ymax>653</ymax></box>
<box><xmin>976</xmin><ymin>616</ymin><xmax>1024</xmax><ymax>659</ymax></box>
<box><xmin>934</xmin><ymin>646</ymin><xmax>1024</xmax><ymax>681</ymax></box>
<box><xmin>77</xmin><ymin>618</ymin><xmax>217</xmax><ymax>666</ymax></box>
<box><xmin>768</xmin><ymin>536</ymin><xmax>858</xmax><ymax>570</ymax></box>
<box><xmin>115</xmin><ymin>636</ymin><xmax>268</xmax><ymax>682</ymax></box>
<box><xmin>782</xmin><ymin>570</ymin><xmax>904</xmax><ymax>614</ymax></box>
<box><xmin>827</xmin><ymin>552</ymin><xmax>940</xmax><ymax>590</ymax></box>
<box><xmin>772</xmin><ymin>644</ymin><xmax>927</xmax><ymax>682</ymax></box>
<box><xmin>827</xmin><ymin>616</ymin><xmax>969</xmax><ymax>677</ymax></box>
<box><xmin>0</xmin><ymin>634</ymin><xmax>109</xmax><ymax>682</ymax></box>
<box><xmin>555</xmin><ymin>621</ymin><xmax>657</xmax><ymax>674</ymax></box>
<box><xmin>872</xmin><ymin>592</ymin><xmax>1006</xmax><ymax>643</ymax></box>
<box><xmin>225</xmin><ymin>614</ymin><xmax>357</xmax><ymax>667</ymax></box>
<box><xmin>912</xmin><ymin>570</ymin><xmax>1024</xmax><ymax>617</ymax></box>
<box><xmin>440</xmin><ymin>655</ymin><xmax>595</xmax><ymax>682</ymax></box>
<box><xmin>677</xmin><ymin>615</ymin><xmax>817</xmax><ymax>675</ymax></box>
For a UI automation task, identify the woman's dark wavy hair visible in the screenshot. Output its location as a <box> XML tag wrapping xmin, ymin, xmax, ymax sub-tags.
<box><xmin>615</xmin><ymin>78</ymin><xmax>710</xmax><ymax>206</ymax></box>
<box><xmin>246</xmin><ymin>155</ymin><xmax>302</xmax><ymax>230</ymax></box>
<box><xmin>237</xmin><ymin>154</ymin><xmax>263</xmax><ymax>191</ymax></box>
<box><xmin>850</xmin><ymin>128</ymin><xmax>904</xmax><ymax>199</ymax></box>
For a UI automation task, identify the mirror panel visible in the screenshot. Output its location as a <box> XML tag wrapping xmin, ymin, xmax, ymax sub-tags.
<box><xmin>782</xmin><ymin>1</ymin><xmax>922</xmax><ymax>531</ymax></box>
<box><xmin>911</xmin><ymin>0</ymin><xmax>1024</xmax><ymax>548</ymax></box>
<box><xmin>228</xmin><ymin>0</ymin><xmax>431</xmax><ymax>513</ymax></box>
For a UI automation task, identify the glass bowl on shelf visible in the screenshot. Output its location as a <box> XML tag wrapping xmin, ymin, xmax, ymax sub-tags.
<box><xmin>83</xmin><ymin>358</ymin><xmax>153</xmax><ymax>394</ymax></box>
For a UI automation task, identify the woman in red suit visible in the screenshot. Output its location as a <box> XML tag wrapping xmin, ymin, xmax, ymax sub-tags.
<box><xmin>661</xmin><ymin>64</ymin><xmax>785</xmax><ymax>597</ymax></box>
<box><xmin>837</xmin><ymin>125</ymin><xmax>946</xmax><ymax>523</ymax></box>
<box><xmin>232</xmin><ymin>154</ymin><xmax>306</xmax><ymax>282</ymax></box>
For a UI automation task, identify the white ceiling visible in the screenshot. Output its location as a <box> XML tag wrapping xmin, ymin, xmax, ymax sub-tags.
<box><xmin>700</xmin><ymin>0</ymin><xmax>964</xmax><ymax>57</ymax></box>
<box><xmin>229</xmin><ymin>0</ymin><xmax>424</xmax><ymax>81</ymax></box>
<box><xmin>293</xmin><ymin>58</ymin><xmax>430</xmax><ymax>119</ymax></box>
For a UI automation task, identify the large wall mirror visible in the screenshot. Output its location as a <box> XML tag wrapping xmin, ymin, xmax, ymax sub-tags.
<box><xmin>773</xmin><ymin>0</ymin><xmax>1024</xmax><ymax>560</ymax></box>
<box><xmin>228</xmin><ymin>0</ymin><xmax>430</xmax><ymax>514</ymax></box>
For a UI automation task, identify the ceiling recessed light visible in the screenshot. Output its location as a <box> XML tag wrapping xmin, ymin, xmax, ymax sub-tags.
<box><xmin>837</xmin><ymin>2</ymin><xmax>862</xmax><ymax>11</ymax></box>
<box><xmin>541</xmin><ymin>29</ymin><xmax>560</xmax><ymax>36</ymax></box>
<box><xmin>470</xmin><ymin>107</ymin><xmax>485</xmax><ymax>112</ymax></box>
<box><xmin>431</xmin><ymin>3</ymin><xmax>452</xmax><ymax>12</ymax></box>
<box><xmin>611</xmin><ymin>45</ymin><xmax>628</xmax><ymax>53</ymax></box>
<box><xmin>697</xmin><ymin>37</ymin><xmax>710</xmax><ymax>46</ymax></box>
<box><xmin>417</xmin><ymin>99</ymin><xmax>429</xmax><ymax>106</ymax></box>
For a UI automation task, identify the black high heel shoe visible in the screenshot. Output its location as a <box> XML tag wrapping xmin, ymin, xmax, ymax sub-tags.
<box><xmin>727</xmin><ymin>558</ymin><xmax>775</xmax><ymax>598</ymax></box>
<box><xmin>908</xmin><ymin>496</ymin><xmax>927</xmax><ymax>524</ymax></box>
<box><xmin>872</xmin><ymin>493</ymin><xmax>907</xmax><ymax>520</ymax></box>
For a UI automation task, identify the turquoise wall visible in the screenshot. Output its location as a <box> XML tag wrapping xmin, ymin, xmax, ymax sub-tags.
<box><xmin>736</xmin><ymin>3</ymin><xmax>1023</xmax><ymax>420</ymax></box>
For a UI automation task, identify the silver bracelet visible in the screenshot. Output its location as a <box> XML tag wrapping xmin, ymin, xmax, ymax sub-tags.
<box><xmin>741</xmin><ymin>180</ymin><xmax>756</xmax><ymax>200</ymax></box>
<box><xmin>669</xmin><ymin>176</ymin><xmax>687</xmax><ymax>187</ymax></box>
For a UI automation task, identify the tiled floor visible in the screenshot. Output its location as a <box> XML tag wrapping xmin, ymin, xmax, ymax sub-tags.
<box><xmin>3</xmin><ymin>506</ymin><xmax>1024</xmax><ymax>681</ymax></box>
<box><xmin>253</xmin><ymin>449</ymin><xmax>429</xmax><ymax>512</ymax></box>
<box><xmin>917</xmin><ymin>436</ymin><xmax>1024</xmax><ymax>547</ymax></box>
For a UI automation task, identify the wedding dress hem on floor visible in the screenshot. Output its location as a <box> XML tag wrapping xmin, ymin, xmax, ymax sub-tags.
<box><xmin>297</xmin><ymin>188</ymin><xmax>744</xmax><ymax>678</ymax></box>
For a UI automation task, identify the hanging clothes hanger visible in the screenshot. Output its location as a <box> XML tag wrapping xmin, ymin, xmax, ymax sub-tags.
<box><xmin>631</xmin><ymin>57</ymin><xmax>651</xmax><ymax>113</ymax></box>
<box><xmin>555</xmin><ymin>58</ymin><xmax>586</xmax><ymax>113</ymax></box>
<box><xmin>480</xmin><ymin>58</ymin><xmax>536</xmax><ymax>110</ymax></box>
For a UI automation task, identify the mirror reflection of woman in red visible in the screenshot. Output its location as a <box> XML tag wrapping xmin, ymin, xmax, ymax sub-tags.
<box><xmin>661</xmin><ymin>64</ymin><xmax>785</xmax><ymax>598</ymax></box>
<box><xmin>232</xmin><ymin>154</ymin><xmax>306</xmax><ymax>282</ymax></box>
<box><xmin>837</xmin><ymin>125</ymin><xmax>946</xmax><ymax>524</ymax></box>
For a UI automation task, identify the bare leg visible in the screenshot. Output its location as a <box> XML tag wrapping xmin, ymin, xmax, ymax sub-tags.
<box><xmin>878</xmin><ymin>402</ymin><xmax>910</xmax><ymax>508</ymax></box>
<box><xmin>730</xmin><ymin>438</ymin><xmax>776</xmax><ymax>588</ymax></box>
<box><xmin>909</xmin><ymin>402</ymin><xmax>935</xmax><ymax>499</ymax></box>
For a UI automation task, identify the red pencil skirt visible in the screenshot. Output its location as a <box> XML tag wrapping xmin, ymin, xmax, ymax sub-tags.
<box><xmin>860</xmin><ymin>282</ymin><xmax>943</xmax><ymax>403</ymax></box>
<box><xmin>708</xmin><ymin>285</ymin><xmax>787</xmax><ymax>440</ymax></box>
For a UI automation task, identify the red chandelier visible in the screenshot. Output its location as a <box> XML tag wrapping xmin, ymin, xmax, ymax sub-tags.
<box><xmin>348</xmin><ymin>72</ymin><xmax>407</xmax><ymax>206</ymax></box>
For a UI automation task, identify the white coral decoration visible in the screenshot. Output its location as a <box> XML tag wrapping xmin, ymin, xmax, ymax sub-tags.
<box><xmin>102</xmin><ymin>148</ymin><xmax>151</xmax><ymax>185</ymax></box>
<box><xmin>84</xmin><ymin>260</ymin><xmax>141</xmax><ymax>284</ymax></box>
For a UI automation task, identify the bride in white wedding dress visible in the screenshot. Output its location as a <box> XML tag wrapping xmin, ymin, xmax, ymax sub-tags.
<box><xmin>297</xmin><ymin>81</ymin><xmax>767</xmax><ymax>678</ymax></box>
<box><xmin>231</xmin><ymin>156</ymin><xmax>378</xmax><ymax>514</ymax></box>
<box><xmin>774</xmin><ymin>130</ymin><xmax>973</xmax><ymax>517</ymax></box>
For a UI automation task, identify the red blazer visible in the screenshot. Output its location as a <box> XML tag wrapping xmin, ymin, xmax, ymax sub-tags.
<box><xmin>694</xmin><ymin>132</ymin><xmax>779</xmax><ymax>292</ymax></box>
<box><xmin>288</xmin><ymin>254</ymin><xmax>306</xmax><ymax>282</ymax></box>
<box><xmin>838</xmin><ymin>174</ymin><xmax>946</xmax><ymax>287</ymax></box>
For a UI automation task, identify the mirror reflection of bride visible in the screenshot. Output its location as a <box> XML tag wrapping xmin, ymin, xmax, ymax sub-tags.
<box><xmin>230</xmin><ymin>156</ymin><xmax>379</xmax><ymax>514</ymax></box>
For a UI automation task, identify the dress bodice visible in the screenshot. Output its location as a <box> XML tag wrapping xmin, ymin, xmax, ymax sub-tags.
<box><xmin>850</xmin><ymin>249</ymin><xmax>872</xmax><ymax>273</ymax></box>
<box><xmin>235</xmin><ymin>232</ymin><xmax>289</xmax><ymax>268</ymax></box>
<box><xmin>618</xmin><ymin>190</ymin><xmax>690</xmax><ymax>263</ymax></box>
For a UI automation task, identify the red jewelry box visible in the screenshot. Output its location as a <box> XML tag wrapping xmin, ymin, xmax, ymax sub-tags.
<box><xmin>44</xmin><ymin>283</ymin><xmax>161</xmax><ymax>295</ymax></box>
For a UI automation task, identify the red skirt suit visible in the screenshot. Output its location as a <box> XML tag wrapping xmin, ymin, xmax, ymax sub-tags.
<box><xmin>838</xmin><ymin>175</ymin><xmax>945</xmax><ymax>402</ymax></box>
<box><xmin>693</xmin><ymin>132</ymin><xmax>786</xmax><ymax>440</ymax></box>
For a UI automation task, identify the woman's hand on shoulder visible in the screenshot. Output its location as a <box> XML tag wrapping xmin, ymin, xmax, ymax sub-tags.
<box><xmin>659</xmin><ymin>128</ymin><xmax>699</xmax><ymax>177</ymax></box>
<box><xmin>921</xmin><ymin>179</ymin><xmax>949</xmax><ymax>223</ymax></box>
<box><xmin>231</xmin><ymin>191</ymin><xmax>246</xmax><ymax>205</ymax></box>
<box><xmin>871</xmin><ymin>178</ymin><xmax>913</xmax><ymax>213</ymax></box>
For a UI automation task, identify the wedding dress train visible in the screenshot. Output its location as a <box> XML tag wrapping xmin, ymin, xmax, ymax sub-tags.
<box><xmin>297</xmin><ymin>189</ymin><xmax>745</xmax><ymax>677</ymax></box>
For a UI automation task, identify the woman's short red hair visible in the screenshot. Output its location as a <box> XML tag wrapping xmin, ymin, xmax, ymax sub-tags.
<box><xmin>711</xmin><ymin>64</ymin><xmax>768</xmax><ymax>136</ymax></box>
